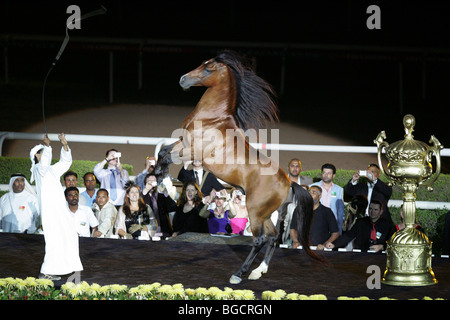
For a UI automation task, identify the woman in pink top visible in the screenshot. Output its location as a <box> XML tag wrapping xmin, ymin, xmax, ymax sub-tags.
<box><xmin>229</xmin><ymin>187</ymin><xmax>249</xmax><ymax>235</ymax></box>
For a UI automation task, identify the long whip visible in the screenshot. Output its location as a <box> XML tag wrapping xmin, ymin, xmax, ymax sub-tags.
<box><xmin>42</xmin><ymin>6</ymin><xmax>107</xmax><ymax>135</ymax></box>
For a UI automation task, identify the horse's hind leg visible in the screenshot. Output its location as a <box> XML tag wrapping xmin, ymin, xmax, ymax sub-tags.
<box><xmin>248</xmin><ymin>238</ymin><xmax>275</xmax><ymax>280</ymax></box>
<box><xmin>248</xmin><ymin>216</ymin><xmax>279</xmax><ymax>280</ymax></box>
<box><xmin>229</xmin><ymin>229</ymin><xmax>267</xmax><ymax>284</ymax></box>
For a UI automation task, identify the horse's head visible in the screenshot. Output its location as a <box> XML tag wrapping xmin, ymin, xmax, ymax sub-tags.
<box><xmin>179</xmin><ymin>58</ymin><xmax>228</xmax><ymax>89</ymax></box>
<box><xmin>180</xmin><ymin>50</ymin><xmax>279</xmax><ymax>131</ymax></box>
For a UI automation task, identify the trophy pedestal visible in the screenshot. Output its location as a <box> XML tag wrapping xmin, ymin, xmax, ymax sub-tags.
<box><xmin>383</xmin><ymin>227</ymin><xmax>437</xmax><ymax>286</ymax></box>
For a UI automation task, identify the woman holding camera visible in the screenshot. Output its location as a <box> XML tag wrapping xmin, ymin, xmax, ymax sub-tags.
<box><xmin>199</xmin><ymin>189</ymin><xmax>233</xmax><ymax>234</ymax></box>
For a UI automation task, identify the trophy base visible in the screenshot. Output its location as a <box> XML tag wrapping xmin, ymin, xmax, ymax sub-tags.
<box><xmin>382</xmin><ymin>228</ymin><xmax>437</xmax><ymax>287</ymax></box>
<box><xmin>382</xmin><ymin>270</ymin><xmax>438</xmax><ymax>287</ymax></box>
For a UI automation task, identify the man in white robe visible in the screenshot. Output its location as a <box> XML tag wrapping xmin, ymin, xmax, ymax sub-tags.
<box><xmin>31</xmin><ymin>133</ymin><xmax>83</xmax><ymax>280</ymax></box>
<box><xmin>0</xmin><ymin>173</ymin><xmax>40</xmax><ymax>233</ymax></box>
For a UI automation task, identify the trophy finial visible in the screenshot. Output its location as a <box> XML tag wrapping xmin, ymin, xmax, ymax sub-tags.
<box><xmin>403</xmin><ymin>114</ymin><xmax>415</xmax><ymax>139</ymax></box>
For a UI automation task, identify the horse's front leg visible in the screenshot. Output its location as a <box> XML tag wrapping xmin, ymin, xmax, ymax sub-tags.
<box><xmin>154</xmin><ymin>140</ymin><xmax>183</xmax><ymax>183</ymax></box>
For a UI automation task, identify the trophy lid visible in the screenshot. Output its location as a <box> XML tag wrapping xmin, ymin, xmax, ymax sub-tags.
<box><xmin>385</xmin><ymin>115</ymin><xmax>430</xmax><ymax>163</ymax></box>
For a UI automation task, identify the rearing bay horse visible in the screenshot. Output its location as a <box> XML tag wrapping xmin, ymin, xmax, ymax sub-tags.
<box><xmin>155</xmin><ymin>50</ymin><xmax>318</xmax><ymax>284</ymax></box>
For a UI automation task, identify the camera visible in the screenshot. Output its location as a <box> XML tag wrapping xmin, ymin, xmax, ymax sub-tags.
<box><xmin>359</xmin><ymin>170</ymin><xmax>373</xmax><ymax>180</ymax></box>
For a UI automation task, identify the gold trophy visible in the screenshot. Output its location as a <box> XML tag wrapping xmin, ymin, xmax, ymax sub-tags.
<box><xmin>374</xmin><ymin>114</ymin><xmax>443</xmax><ymax>286</ymax></box>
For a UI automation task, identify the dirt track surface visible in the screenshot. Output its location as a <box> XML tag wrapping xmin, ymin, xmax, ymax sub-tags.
<box><xmin>6</xmin><ymin>104</ymin><xmax>377</xmax><ymax>178</ymax></box>
<box><xmin>2</xmin><ymin>232</ymin><xmax>449</xmax><ymax>300</ymax></box>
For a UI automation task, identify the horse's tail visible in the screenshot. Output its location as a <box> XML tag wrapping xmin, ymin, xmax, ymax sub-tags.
<box><xmin>291</xmin><ymin>182</ymin><xmax>325</xmax><ymax>263</ymax></box>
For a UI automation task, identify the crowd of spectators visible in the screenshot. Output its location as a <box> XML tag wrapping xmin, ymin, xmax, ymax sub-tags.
<box><xmin>1</xmin><ymin>145</ymin><xmax>449</xmax><ymax>256</ymax></box>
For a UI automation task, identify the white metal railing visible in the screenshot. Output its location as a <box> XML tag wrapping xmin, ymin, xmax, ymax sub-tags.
<box><xmin>2</xmin><ymin>131</ymin><xmax>450</xmax><ymax>156</ymax></box>
<box><xmin>1</xmin><ymin>131</ymin><xmax>449</xmax><ymax>210</ymax></box>
<box><xmin>0</xmin><ymin>132</ymin><xmax>177</xmax><ymax>154</ymax></box>
<box><xmin>388</xmin><ymin>200</ymin><xmax>449</xmax><ymax>210</ymax></box>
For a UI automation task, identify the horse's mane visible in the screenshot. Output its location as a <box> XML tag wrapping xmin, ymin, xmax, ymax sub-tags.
<box><xmin>214</xmin><ymin>50</ymin><xmax>279</xmax><ymax>131</ymax></box>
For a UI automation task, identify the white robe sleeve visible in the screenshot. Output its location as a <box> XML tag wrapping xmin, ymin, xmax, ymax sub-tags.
<box><xmin>50</xmin><ymin>147</ymin><xmax>72</xmax><ymax>177</ymax></box>
<box><xmin>0</xmin><ymin>195</ymin><xmax>9</xmax><ymax>229</ymax></box>
<box><xmin>35</xmin><ymin>145</ymin><xmax>53</xmax><ymax>179</ymax></box>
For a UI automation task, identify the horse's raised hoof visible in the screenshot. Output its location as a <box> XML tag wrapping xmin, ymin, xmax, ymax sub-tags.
<box><xmin>229</xmin><ymin>275</ymin><xmax>242</xmax><ymax>284</ymax></box>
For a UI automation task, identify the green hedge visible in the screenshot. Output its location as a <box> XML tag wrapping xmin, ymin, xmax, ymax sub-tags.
<box><xmin>302</xmin><ymin>169</ymin><xmax>449</xmax><ymax>254</ymax></box>
<box><xmin>302</xmin><ymin>169</ymin><xmax>450</xmax><ymax>202</ymax></box>
<box><xmin>0</xmin><ymin>158</ymin><xmax>447</xmax><ymax>254</ymax></box>
<box><xmin>0</xmin><ymin>156</ymin><xmax>134</xmax><ymax>187</ymax></box>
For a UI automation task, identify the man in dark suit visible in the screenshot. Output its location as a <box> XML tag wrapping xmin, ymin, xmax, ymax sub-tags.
<box><xmin>344</xmin><ymin>163</ymin><xmax>393</xmax><ymax>223</ymax></box>
<box><xmin>177</xmin><ymin>159</ymin><xmax>224</xmax><ymax>196</ymax></box>
<box><xmin>326</xmin><ymin>199</ymin><xmax>396</xmax><ymax>252</ymax></box>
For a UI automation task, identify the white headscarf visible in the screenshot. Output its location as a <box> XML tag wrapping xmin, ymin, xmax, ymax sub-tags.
<box><xmin>1</xmin><ymin>173</ymin><xmax>39</xmax><ymax>233</ymax></box>
<box><xmin>9</xmin><ymin>174</ymin><xmax>36</xmax><ymax>197</ymax></box>
<box><xmin>30</xmin><ymin>144</ymin><xmax>44</xmax><ymax>183</ymax></box>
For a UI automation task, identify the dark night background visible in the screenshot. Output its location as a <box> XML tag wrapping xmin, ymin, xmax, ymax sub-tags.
<box><xmin>1</xmin><ymin>1</ymin><xmax>450</xmax><ymax>159</ymax></box>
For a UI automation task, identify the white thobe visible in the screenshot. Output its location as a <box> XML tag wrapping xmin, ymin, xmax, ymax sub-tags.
<box><xmin>33</xmin><ymin>145</ymin><xmax>83</xmax><ymax>275</ymax></box>
<box><xmin>0</xmin><ymin>184</ymin><xmax>40</xmax><ymax>233</ymax></box>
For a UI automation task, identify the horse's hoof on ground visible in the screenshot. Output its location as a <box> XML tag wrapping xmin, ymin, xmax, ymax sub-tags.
<box><xmin>248</xmin><ymin>270</ymin><xmax>262</xmax><ymax>280</ymax></box>
<box><xmin>229</xmin><ymin>275</ymin><xmax>242</xmax><ymax>284</ymax></box>
<box><xmin>248</xmin><ymin>262</ymin><xmax>267</xmax><ymax>280</ymax></box>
